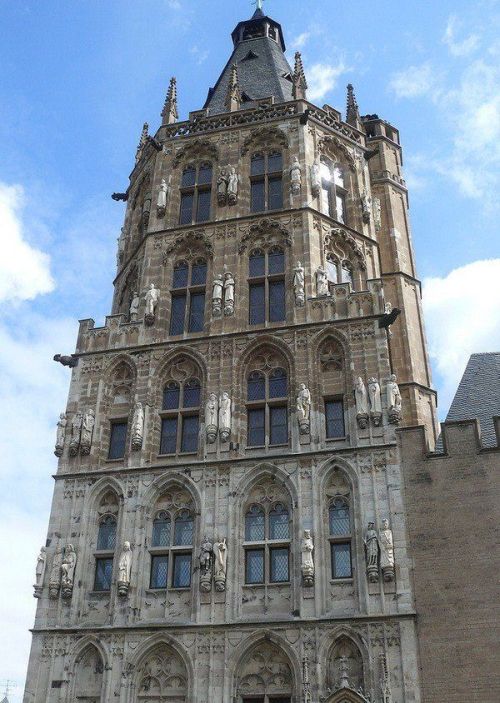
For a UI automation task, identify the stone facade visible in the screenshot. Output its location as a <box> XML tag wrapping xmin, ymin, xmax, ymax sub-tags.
<box><xmin>24</xmin><ymin>8</ymin><xmax>438</xmax><ymax>703</ymax></box>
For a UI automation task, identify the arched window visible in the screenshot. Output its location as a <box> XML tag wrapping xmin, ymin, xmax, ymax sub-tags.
<box><xmin>246</xmin><ymin>367</ymin><xmax>288</xmax><ymax>447</ymax></box>
<box><xmin>160</xmin><ymin>378</ymin><xmax>201</xmax><ymax>455</ymax></box>
<box><xmin>319</xmin><ymin>338</ymin><xmax>346</xmax><ymax>441</ymax></box>
<box><xmin>325</xmin><ymin>255</ymin><xmax>355</xmax><ymax>291</ymax></box>
<box><xmin>320</xmin><ymin>159</ymin><xmax>348</xmax><ymax>224</ymax></box>
<box><xmin>329</xmin><ymin>497</ymin><xmax>352</xmax><ymax>579</ymax></box>
<box><xmin>250</xmin><ymin>151</ymin><xmax>283</xmax><ymax>213</ymax></box>
<box><xmin>244</xmin><ymin>502</ymin><xmax>290</xmax><ymax>584</ymax></box>
<box><xmin>179</xmin><ymin>162</ymin><xmax>213</xmax><ymax>224</ymax></box>
<box><xmin>150</xmin><ymin>509</ymin><xmax>194</xmax><ymax>589</ymax></box>
<box><xmin>237</xmin><ymin>641</ymin><xmax>293</xmax><ymax>702</ymax></box>
<box><xmin>169</xmin><ymin>259</ymin><xmax>207</xmax><ymax>335</ymax></box>
<box><xmin>94</xmin><ymin>515</ymin><xmax>117</xmax><ymax>591</ymax></box>
<box><xmin>249</xmin><ymin>247</ymin><xmax>285</xmax><ymax>325</ymax></box>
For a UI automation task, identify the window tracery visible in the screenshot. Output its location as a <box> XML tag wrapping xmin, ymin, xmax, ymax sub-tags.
<box><xmin>136</xmin><ymin>645</ymin><xmax>188</xmax><ymax>701</ymax></box>
<box><xmin>237</xmin><ymin>641</ymin><xmax>293</xmax><ymax>702</ymax></box>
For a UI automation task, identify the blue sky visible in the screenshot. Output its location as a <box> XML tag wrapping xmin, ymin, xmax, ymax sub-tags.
<box><xmin>0</xmin><ymin>1</ymin><xmax>499</xmax><ymax>700</ymax></box>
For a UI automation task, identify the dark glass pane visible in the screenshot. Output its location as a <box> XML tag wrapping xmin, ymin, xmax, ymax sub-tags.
<box><xmin>196</xmin><ymin>189</ymin><xmax>211</xmax><ymax>222</ymax></box>
<box><xmin>152</xmin><ymin>517</ymin><xmax>171</xmax><ymax>547</ymax></box>
<box><xmin>247</xmin><ymin>372</ymin><xmax>266</xmax><ymax>401</ymax></box>
<box><xmin>251</xmin><ymin>179</ymin><xmax>265</xmax><ymax>213</ymax></box>
<box><xmin>251</xmin><ymin>153</ymin><xmax>265</xmax><ymax>176</ymax></box>
<box><xmin>341</xmin><ymin>263</ymin><xmax>353</xmax><ymax>286</ymax></box>
<box><xmin>267</xmin><ymin>151</ymin><xmax>283</xmax><ymax>173</ymax></box>
<box><xmin>197</xmin><ymin>163</ymin><xmax>213</xmax><ymax>185</ymax></box>
<box><xmin>172</xmin><ymin>262</ymin><xmax>189</xmax><ymax>289</ymax></box>
<box><xmin>97</xmin><ymin>516</ymin><xmax>116</xmax><ymax>550</ymax></box>
<box><xmin>191</xmin><ymin>261</ymin><xmax>207</xmax><ymax>286</ymax></box>
<box><xmin>326</xmin><ymin>400</ymin><xmax>345</xmax><ymax>439</ymax></box>
<box><xmin>269</xmin><ymin>504</ymin><xmax>289</xmax><ymax>540</ymax></box>
<box><xmin>169</xmin><ymin>294</ymin><xmax>187</xmax><ymax>335</ymax></box>
<box><xmin>268</xmin><ymin>176</ymin><xmax>283</xmax><ymax>210</ymax></box>
<box><xmin>249</xmin><ymin>252</ymin><xmax>265</xmax><ymax>277</ymax></box>
<box><xmin>181</xmin><ymin>166</ymin><xmax>196</xmax><ymax>188</ymax></box>
<box><xmin>108</xmin><ymin>422</ymin><xmax>127</xmax><ymax>460</ymax></box>
<box><xmin>245</xmin><ymin>549</ymin><xmax>264</xmax><ymax>584</ymax></box>
<box><xmin>268</xmin><ymin>249</ymin><xmax>285</xmax><ymax>274</ymax></box>
<box><xmin>331</xmin><ymin>542</ymin><xmax>352</xmax><ymax>578</ymax></box>
<box><xmin>249</xmin><ymin>283</ymin><xmax>266</xmax><ymax>325</ymax></box>
<box><xmin>270</xmin><ymin>547</ymin><xmax>289</xmax><ymax>582</ymax></box>
<box><xmin>150</xmin><ymin>555</ymin><xmax>168</xmax><ymax>588</ymax></box>
<box><xmin>188</xmin><ymin>292</ymin><xmax>205</xmax><ymax>332</ymax></box>
<box><xmin>173</xmin><ymin>553</ymin><xmax>192</xmax><ymax>587</ymax></box>
<box><xmin>174</xmin><ymin>511</ymin><xmax>194</xmax><ymax>545</ymax></box>
<box><xmin>329</xmin><ymin>499</ymin><xmax>350</xmax><ymax>536</ymax></box>
<box><xmin>269</xmin><ymin>368</ymin><xmax>287</xmax><ymax>398</ymax></box>
<box><xmin>248</xmin><ymin>408</ymin><xmax>265</xmax><ymax>446</ymax></box>
<box><xmin>183</xmin><ymin>379</ymin><xmax>201</xmax><ymax>408</ymax></box>
<box><xmin>180</xmin><ymin>415</ymin><xmax>199</xmax><ymax>453</ymax></box>
<box><xmin>270</xmin><ymin>405</ymin><xmax>288</xmax><ymax>445</ymax></box>
<box><xmin>163</xmin><ymin>383</ymin><xmax>180</xmax><ymax>410</ymax></box>
<box><xmin>245</xmin><ymin>505</ymin><xmax>265</xmax><ymax>541</ymax></box>
<box><xmin>179</xmin><ymin>192</ymin><xmax>194</xmax><ymax>224</ymax></box>
<box><xmin>160</xmin><ymin>417</ymin><xmax>178</xmax><ymax>454</ymax></box>
<box><xmin>269</xmin><ymin>279</ymin><xmax>285</xmax><ymax>322</ymax></box>
<box><xmin>94</xmin><ymin>557</ymin><xmax>113</xmax><ymax>591</ymax></box>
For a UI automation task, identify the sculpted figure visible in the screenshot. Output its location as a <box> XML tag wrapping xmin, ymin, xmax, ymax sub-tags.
<box><xmin>213</xmin><ymin>538</ymin><xmax>227</xmax><ymax>591</ymax></box>
<box><xmin>290</xmin><ymin>156</ymin><xmax>302</xmax><ymax>195</ymax></box>
<box><xmin>219</xmin><ymin>392</ymin><xmax>231</xmax><ymax>442</ymax></box>
<box><xmin>293</xmin><ymin>261</ymin><xmax>305</xmax><ymax>306</ymax></box>
<box><xmin>61</xmin><ymin>544</ymin><xmax>77</xmax><ymax>598</ymax></box>
<box><xmin>69</xmin><ymin>412</ymin><xmax>82</xmax><ymax>456</ymax></box>
<box><xmin>354</xmin><ymin>377</ymin><xmax>369</xmax><ymax>429</ymax></box>
<box><xmin>212</xmin><ymin>274</ymin><xmax>223</xmax><ymax>317</ymax></box>
<box><xmin>205</xmin><ymin>393</ymin><xmax>218</xmax><ymax>444</ymax></box>
<box><xmin>310</xmin><ymin>158</ymin><xmax>321</xmax><ymax>197</ymax></box>
<box><xmin>316</xmin><ymin>266</ymin><xmax>329</xmax><ymax>296</ymax></box>
<box><xmin>379</xmin><ymin>518</ymin><xmax>395</xmax><ymax>581</ymax></box>
<box><xmin>296</xmin><ymin>384</ymin><xmax>311</xmax><ymax>434</ymax></box>
<box><xmin>117</xmin><ymin>541</ymin><xmax>132</xmax><ymax>595</ymax></box>
<box><xmin>361</xmin><ymin>191</ymin><xmax>372</xmax><ymax>223</ymax></box>
<box><xmin>142</xmin><ymin>193</ymin><xmax>152</xmax><ymax>228</ymax></box>
<box><xmin>53</xmin><ymin>353</ymin><xmax>78</xmax><ymax>368</ymax></box>
<box><xmin>227</xmin><ymin>166</ymin><xmax>238</xmax><ymax>205</ymax></box>
<box><xmin>49</xmin><ymin>546</ymin><xmax>63</xmax><ymax>599</ymax></box>
<box><xmin>33</xmin><ymin>547</ymin><xmax>47</xmax><ymax>598</ymax></box>
<box><xmin>301</xmin><ymin>530</ymin><xmax>314</xmax><ymax>586</ymax></box>
<box><xmin>199</xmin><ymin>537</ymin><xmax>213</xmax><ymax>592</ymax></box>
<box><xmin>80</xmin><ymin>408</ymin><xmax>95</xmax><ymax>455</ymax></box>
<box><xmin>217</xmin><ymin>167</ymin><xmax>229</xmax><ymax>205</ymax></box>
<box><xmin>223</xmin><ymin>271</ymin><xmax>235</xmax><ymax>316</ymax></box>
<box><xmin>386</xmin><ymin>374</ymin><xmax>402</xmax><ymax>424</ymax></box>
<box><xmin>144</xmin><ymin>283</ymin><xmax>160</xmax><ymax>324</ymax></box>
<box><xmin>373</xmin><ymin>197</ymin><xmax>382</xmax><ymax>231</ymax></box>
<box><xmin>364</xmin><ymin>522</ymin><xmax>379</xmax><ymax>583</ymax></box>
<box><xmin>54</xmin><ymin>413</ymin><xmax>67</xmax><ymax>457</ymax></box>
<box><xmin>131</xmin><ymin>402</ymin><xmax>145</xmax><ymax>450</ymax></box>
<box><xmin>129</xmin><ymin>291</ymin><xmax>140</xmax><ymax>321</ymax></box>
<box><xmin>157</xmin><ymin>178</ymin><xmax>169</xmax><ymax>217</ymax></box>
<box><xmin>368</xmin><ymin>377</ymin><xmax>382</xmax><ymax>426</ymax></box>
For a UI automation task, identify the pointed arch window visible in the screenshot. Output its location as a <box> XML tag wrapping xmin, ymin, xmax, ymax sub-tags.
<box><xmin>250</xmin><ymin>151</ymin><xmax>283</xmax><ymax>213</ymax></box>
<box><xmin>170</xmin><ymin>259</ymin><xmax>207</xmax><ymax>335</ymax></box>
<box><xmin>246</xmin><ymin>367</ymin><xmax>288</xmax><ymax>447</ymax></box>
<box><xmin>150</xmin><ymin>509</ymin><xmax>194</xmax><ymax>589</ymax></box>
<box><xmin>244</xmin><ymin>502</ymin><xmax>290</xmax><ymax>584</ymax></box>
<box><xmin>329</xmin><ymin>497</ymin><xmax>352</xmax><ymax>579</ymax></box>
<box><xmin>320</xmin><ymin>159</ymin><xmax>348</xmax><ymax>224</ymax></box>
<box><xmin>160</xmin><ymin>378</ymin><xmax>201</xmax><ymax>455</ymax></box>
<box><xmin>94</xmin><ymin>515</ymin><xmax>117</xmax><ymax>591</ymax></box>
<box><xmin>179</xmin><ymin>162</ymin><xmax>213</xmax><ymax>224</ymax></box>
<box><xmin>249</xmin><ymin>248</ymin><xmax>286</xmax><ymax>325</ymax></box>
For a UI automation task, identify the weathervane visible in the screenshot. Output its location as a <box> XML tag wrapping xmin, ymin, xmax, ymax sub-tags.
<box><xmin>252</xmin><ymin>0</ymin><xmax>266</xmax><ymax>10</ymax></box>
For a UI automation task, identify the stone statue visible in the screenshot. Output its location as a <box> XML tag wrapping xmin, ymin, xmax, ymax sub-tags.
<box><xmin>157</xmin><ymin>178</ymin><xmax>169</xmax><ymax>217</ymax></box>
<box><xmin>54</xmin><ymin>413</ymin><xmax>67</xmax><ymax>457</ymax></box>
<box><xmin>69</xmin><ymin>412</ymin><xmax>82</xmax><ymax>457</ymax></box>
<box><xmin>227</xmin><ymin>166</ymin><xmax>238</xmax><ymax>205</ymax></box>
<box><xmin>223</xmin><ymin>272</ymin><xmax>235</xmax><ymax>316</ymax></box>
<box><xmin>296</xmin><ymin>384</ymin><xmax>311</xmax><ymax>434</ymax></box>
<box><xmin>368</xmin><ymin>377</ymin><xmax>382</xmax><ymax>426</ymax></box>
<box><xmin>373</xmin><ymin>197</ymin><xmax>382</xmax><ymax>231</ymax></box>
<box><xmin>80</xmin><ymin>408</ymin><xmax>95</xmax><ymax>455</ymax></box>
<box><xmin>219</xmin><ymin>392</ymin><xmax>231</xmax><ymax>442</ymax></box>
<box><xmin>205</xmin><ymin>393</ymin><xmax>218</xmax><ymax>444</ymax></box>
<box><xmin>131</xmin><ymin>402</ymin><xmax>144</xmax><ymax>450</ymax></box>
<box><xmin>212</xmin><ymin>274</ymin><xmax>223</xmax><ymax>317</ymax></box>
<box><xmin>290</xmin><ymin>156</ymin><xmax>302</xmax><ymax>195</ymax></box>
<box><xmin>142</xmin><ymin>193</ymin><xmax>152</xmax><ymax>227</ymax></box>
<box><xmin>117</xmin><ymin>541</ymin><xmax>132</xmax><ymax>596</ymax></box>
<box><xmin>33</xmin><ymin>547</ymin><xmax>47</xmax><ymax>598</ymax></box>
<box><xmin>384</xmin><ymin>302</ymin><xmax>393</xmax><ymax>315</ymax></box>
<box><xmin>61</xmin><ymin>544</ymin><xmax>77</xmax><ymax>598</ymax></box>
<box><xmin>310</xmin><ymin>158</ymin><xmax>321</xmax><ymax>197</ymax></box>
<box><xmin>49</xmin><ymin>546</ymin><xmax>63</xmax><ymax>599</ymax></box>
<box><xmin>301</xmin><ymin>530</ymin><xmax>314</xmax><ymax>587</ymax></box>
<box><xmin>354</xmin><ymin>377</ymin><xmax>369</xmax><ymax>429</ymax></box>
<box><xmin>386</xmin><ymin>374</ymin><xmax>402</xmax><ymax>425</ymax></box>
<box><xmin>379</xmin><ymin>518</ymin><xmax>395</xmax><ymax>582</ymax></box>
<box><xmin>213</xmin><ymin>538</ymin><xmax>227</xmax><ymax>592</ymax></box>
<box><xmin>144</xmin><ymin>283</ymin><xmax>160</xmax><ymax>325</ymax></box>
<box><xmin>199</xmin><ymin>537</ymin><xmax>213</xmax><ymax>592</ymax></box>
<box><xmin>361</xmin><ymin>191</ymin><xmax>372</xmax><ymax>223</ymax></box>
<box><xmin>364</xmin><ymin>522</ymin><xmax>379</xmax><ymax>583</ymax></box>
<box><xmin>316</xmin><ymin>266</ymin><xmax>329</xmax><ymax>297</ymax></box>
<box><xmin>293</xmin><ymin>261</ymin><xmax>305</xmax><ymax>306</ymax></box>
<box><xmin>217</xmin><ymin>167</ymin><xmax>229</xmax><ymax>205</ymax></box>
<box><xmin>129</xmin><ymin>291</ymin><xmax>140</xmax><ymax>321</ymax></box>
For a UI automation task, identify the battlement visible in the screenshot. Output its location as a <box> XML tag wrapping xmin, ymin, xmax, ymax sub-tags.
<box><xmin>398</xmin><ymin>416</ymin><xmax>500</xmax><ymax>458</ymax></box>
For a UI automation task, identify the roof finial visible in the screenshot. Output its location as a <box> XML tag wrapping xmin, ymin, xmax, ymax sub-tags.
<box><xmin>225</xmin><ymin>64</ymin><xmax>241</xmax><ymax>112</ymax></box>
<box><xmin>292</xmin><ymin>51</ymin><xmax>308</xmax><ymax>101</ymax></box>
<box><xmin>346</xmin><ymin>83</ymin><xmax>362</xmax><ymax>129</ymax></box>
<box><xmin>135</xmin><ymin>122</ymin><xmax>149</xmax><ymax>163</ymax></box>
<box><xmin>252</xmin><ymin>0</ymin><xmax>265</xmax><ymax>11</ymax></box>
<box><xmin>161</xmin><ymin>77</ymin><xmax>178</xmax><ymax>126</ymax></box>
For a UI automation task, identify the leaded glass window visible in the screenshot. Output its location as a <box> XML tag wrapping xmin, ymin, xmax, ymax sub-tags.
<box><xmin>94</xmin><ymin>557</ymin><xmax>113</xmax><ymax>591</ymax></box>
<box><xmin>97</xmin><ymin>515</ymin><xmax>116</xmax><ymax>550</ymax></box>
<box><xmin>320</xmin><ymin>158</ymin><xmax>348</xmax><ymax>224</ymax></box>
<box><xmin>179</xmin><ymin>162</ymin><xmax>213</xmax><ymax>224</ymax></box>
<box><xmin>325</xmin><ymin>399</ymin><xmax>345</xmax><ymax>439</ymax></box>
<box><xmin>149</xmin><ymin>509</ymin><xmax>194</xmax><ymax>589</ymax></box>
<box><xmin>250</xmin><ymin>151</ymin><xmax>283</xmax><ymax>213</ymax></box>
<box><xmin>160</xmin><ymin>378</ymin><xmax>201</xmax><ymax>455</ymax></box>
<box><xmin>108</xmin><ymin>420</ymin><xmax>128</xmax><ymax>460</ymax></box>
<box><xmin>94</xmin><ymin>514</ymin><xmax>117</xmax><ymax>593</ymax></box>
<box><xmin>329</xmin><ymin>497</ymin><xmax>352</xmax><ymax>579</ymax></box>
<box><xmin>246</xmin><ymin>366</ymin><xmax>288</xmax><ymax>448</ymax></box>
<box><xmin>169</xmin><ymin>260</ymin><xmax>207</xmax><ymax>336</ymax></box>
<box><xmin>244</xmin><ymin>501</ymin><xmax>290</xmax><ymax>585</ymax></box>
<box><xmin>326</xmin><ymin>255</ymin><xmax>355</xmax><ymax>291</ymax></box>
<box><xmin>249</xmin><ymin>248</ymin><xmax>285</xmax><ymax>325</ymax></box>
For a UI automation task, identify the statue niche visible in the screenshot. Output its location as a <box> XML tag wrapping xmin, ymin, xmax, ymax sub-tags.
<box><xmin>236</xmin><ymin>641</ymin><xmax>293</xmax><ymax>700</ymax></box>
<box><xmin>73</xmin><ymin>645</ymin><xmax>104</xmax><ymax>703</ymax></box>
<box><xmin>328</xmin><ymin>637</ymin><xmax>364</xmax><ymax>694</ymax></box>
<box><xmin>136</xmin><ymin>645</ymin><xmax>187</xmax><ymax>702</ymax></box>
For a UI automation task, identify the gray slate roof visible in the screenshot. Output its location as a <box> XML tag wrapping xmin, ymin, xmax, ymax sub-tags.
<box><xmin>443</xmin><ymin>352</ymin><xmax>500</xmax><ymax>448</ymax></box>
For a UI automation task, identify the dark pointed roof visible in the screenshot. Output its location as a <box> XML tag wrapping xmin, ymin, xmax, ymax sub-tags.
<box><xmin>204</xmin><ymin>10</ymin><xmax>293</xmax><ymax>115</ymax></box>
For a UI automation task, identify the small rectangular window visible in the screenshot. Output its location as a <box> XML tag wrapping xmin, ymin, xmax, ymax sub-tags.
<box><xmin>197</xmin><ymin>164</ymin><xmax>213</xmax><ymax>185</ymax></box>
<box><xmin>160</xmin><ymin>417</ymin><xmax>178</xmax><ymax>454</ymax></box>
<box><xmin>172</xmin><ymin>553</ymin><xmax>192</xmax><ymax>588</ymax></box>
<box><xmin>152</xmin><ymin>520</ymin><xmax>171</xmax><ymax>548</ymax></box>
<box><xmin>270</xmin><ymin>547</ymin><xmax>289</xmax><ymax>582</ymax></box>
<box><xmin>245</xmin><ymin>548</ymin><xmax>265</xmax><ymax>584</ymax></box>
<box><xmin>196</xmin><ymin>189</ymin><xmax>211</xmax><ymax>222</ymax></box>
<box><xmin>248</xmin><ymin>408</ymin><xmax>265</xmax><ymax>447</ymax></box>
<box><xmin>251</xmin><ymin>154</ymin><xmax>265</xmax><ymax>176</ymax></box>
<box><xmin>251</xmin><ymin>179</ymin><xmax>266</xmax><ymax>213</ymax></box>
<box><xmin>325</xmin><ymin>399</ymin><xmax>345</xmax><ymax>439</ymax></box>
<box><xmin>269</xmin><ymin>511</ymin><xmax>289</xmax><ymax>540</ymax></box>
<box><xmin>249</xmin><ymin>283</ymin><xmax>266</xmax><ymax>325</ymax></box>
<box><xmin>180</xmin><ymin>415</ymin><xmax>199</xmax><ymax>453</ymax></box>
<box><xmin>181</xmin><ymin>167</ymin><xmax>196</xmax><ymax>188</ymax></box>
<box><xmin>172</xmin><ymin>264</ymin><xmax>189</xmax><ymax>289</ymax></box>
<box><xmin>163</xmin><ymin>385</ymin><xmax>180</xmax><ymax>410</ymax></box>
<box><xmin>331</xmin><ymin>542</ymin><xmax>352</xmax><ymax>578</ymax></box>
<box><xmin>174</xmin><ymin>516</ymin><xmax>194</xmax><ymax>546</ymax></box>
<box><xmin>108</xmin><ymin>421</ymin><xmax>127</xmax><ymax>460</ymax></box>
<box><xmin>269</xmin><ymin>405</ymin><xmax>288</xmax><ymax>445</ymax></box>
<box><xmin>188</xmin><ymin>292</ymin><xmax>205</xmax><ymax>332</ymax></box>
<box><xmin>249</xmin><ymin>253</ymin><xmax>266</xmax><ymax>278</ymax></box>
<box><xmin>268</xmin><ymin>249</ymin><xmax>285</xmax><ymax>274</ymax></box>
<box><xmin>269</xmin><ymin>280</ymin><xmax>285</xmax><ymax>322</ymax></box>
<box><xmin>170</xmin><ymin>294</ymin><xmax>187</xmax><ymax>336</ymax></box>
<box><xmin>191</xmin><ymin>261</ymin><xmax>207</xmax><ymax>286</ymax></box>
<box><xmin>94</xmin><ymin>557</ymin><xmax>113</xmax><ymax>591</ymax></box>
<box><xmin>268</xmin><ymin>152</ymin><xmax>283</xmax><ymax>173</ymax></box>
<box><xmin>183</xmin><ymin>384</ymin><xmax>201</xmax><ymax>408</ymax></box>
<box><xmin>245</xmin><ymin>511</ymin><xmax>265</xmax><ymax>542</ymax></box>
<box><xmin>150</xmin><ymin>555</ymin><xmax>169</xmax><ymax>589</ymax></box>
<box><xmin>179</xmin><ymin>192</ymin><xmax>194</xmax><ymax>225</ymax></box>
<box><xmin>268</xmin><ymin>176</ymin><xmax>283</xmax><ymax>210</ymax></box>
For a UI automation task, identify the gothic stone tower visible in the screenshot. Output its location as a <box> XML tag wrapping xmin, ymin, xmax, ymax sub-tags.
<box><xmin>24</xmin><ymin>7</ymin><xmax>436</xmax><ymax>703</ymax></box>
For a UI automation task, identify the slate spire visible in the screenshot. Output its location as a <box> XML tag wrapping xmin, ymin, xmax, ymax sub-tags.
<box><xmin>161</xmin><ymin>77</ymin><xmax>179</xmax><ymax>125</ymax></box>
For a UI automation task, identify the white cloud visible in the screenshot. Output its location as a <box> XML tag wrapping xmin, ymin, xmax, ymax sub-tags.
<box><xmin>443</xmin><ymin>15</ymin><xmax>480</xmax><ymax>57</ymax></box>
<box><xmin>292</xmin><ymin>31</ymin><xmax>312</xmax><ymax>50</ymax></box>
<box><xmin>388</xmin><ymin>61</ymin><xmax>439</xmax><ymax>99</ymax></box>
<box><xmin>190</xmin><ymin>45</ymin><xmax>209</xmax><ymax>65</ymax></box>
<box><xmin>423</xmin><ymin>259</ymin><xmax>500</xmax><ymax>415</ymax></box>
<box><xmin>0</xmin><ymin>182</ymin><xmax>54</xmax><ymax>303</ymax></box>
<box><xmin>307</xmin><ymin>61</ymin><xmax>347</xmax><ymax>102</ymax></box>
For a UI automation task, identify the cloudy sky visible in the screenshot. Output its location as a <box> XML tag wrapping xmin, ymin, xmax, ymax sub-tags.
<box><xmin>1</xmin><ymin>0</ymin><xmax>499</xmax><ymax>699</ymax></box>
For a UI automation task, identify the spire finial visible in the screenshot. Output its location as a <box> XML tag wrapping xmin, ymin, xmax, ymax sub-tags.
<box><xmin>292</xmin><ymin>51</ymin><xmax>308</xmax><ymax>100</ymax></box>
<box><xmin>225</xmin><ymin>64</ymin><xmax>241</xmax><ymax>112</ymax></box>
<box><xmin>135</xmin><ymin>122</ymin><xmax>149</xmax><ymax>163</ymax></box>
<box><xmin>161</xmin><ymin>76</ymin><xmax>178</xmax><ymax>126</ymax></box>
<box><xmin>252</xmin><ymin>0</ymin><xmax>265</xmax><ymax>11</ymax></box>
<box><xmin>346</xmin><ymin>83</ymin><xmax>362</xmax><ymax>129</ymax></box>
